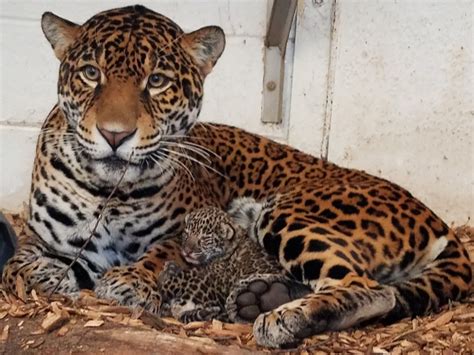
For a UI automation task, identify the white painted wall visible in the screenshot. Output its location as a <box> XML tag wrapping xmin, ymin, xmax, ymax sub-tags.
<box><xmin>0</xmin><ymin>0</ymin><xmax>472</xmax><ymax>225</ymax></box>
<box><xmin>326</xmin><ymin>0</ymin><xmax>473</xmax><ymax>227</ymax></box>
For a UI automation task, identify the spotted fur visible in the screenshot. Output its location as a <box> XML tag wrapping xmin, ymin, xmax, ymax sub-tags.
<box><xmin>2</xmin><ymin>5</ymin><xmax>472</xmax><ymax>348</ymax></box>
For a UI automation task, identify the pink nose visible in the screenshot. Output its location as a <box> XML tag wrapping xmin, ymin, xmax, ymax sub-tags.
<box><xmin>97</xmin><ymin>126</ymin><xmax>136</xmax><ymax>150</ymax></box>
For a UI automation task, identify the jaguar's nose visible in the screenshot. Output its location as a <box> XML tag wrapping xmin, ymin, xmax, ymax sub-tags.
<box><xmin>97</xmin><ymin>125</ymin><xmax>136</xmax><ymax>150</ymax></box>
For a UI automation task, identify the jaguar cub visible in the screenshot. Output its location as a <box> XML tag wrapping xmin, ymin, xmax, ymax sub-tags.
<box><xmin>159</xmin><ymin>200</ymin><xmax>309</xmax><ymax>323</ymax></box>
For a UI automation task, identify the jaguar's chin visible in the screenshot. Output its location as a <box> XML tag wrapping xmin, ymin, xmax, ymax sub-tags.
<box><xmin>97</xmin><ymin>155</ymin><xmax>131</xmax><ymax>170</ymax></box>
<box><xmin>91</xmin><ymin>156</ymin><xmax>142</xmax><ymax>186</ymax></box>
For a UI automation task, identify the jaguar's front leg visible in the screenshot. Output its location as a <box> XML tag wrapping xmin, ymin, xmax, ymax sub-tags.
<box><xmin>95</xmin><ymin>239</ymin><xmax>186</xmax><ymax>313</ymax></box>
<box><xmin>2</xmin><ymin>237</ymin><xmax>90</xmax><ymax>297</ymax></box>
<box><xmin>253</xmin><ymin>277</ymin><xmax>396</xmax><ymax>348</ymax></box>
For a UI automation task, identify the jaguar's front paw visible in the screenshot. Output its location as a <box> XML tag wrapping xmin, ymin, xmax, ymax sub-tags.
<box><xmin>2</xmin><ymin>253</ymin><xmax>81</xmax><ymax>297</ymax></box>
<box><xmin>253</xmin><ymin>299</ymin><xmax>325</xmax><ymax>348</ymax></box>
<box><xmin>226</xmin><ymin>274</ymin><xmax>311</xmax><ymax>323</ymax></box>
<box><xmin>95</xmin><ymin>266</ymin><xmax>162</xmax><ymax>314</ymax></box>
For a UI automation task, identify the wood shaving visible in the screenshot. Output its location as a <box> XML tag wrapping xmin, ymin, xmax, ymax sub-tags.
<box><xmin>425</xmin><ymin>310</ymin><xmax>454</xmax><ymax>330</ymax></box>
<box><xmin>41</xmin><ymin>311</ymin><xmax>69</xmax><ymax>332</ymax></box>
<box><xmin>1</xmin><ymin>325</ymin><xmax>9</xmax><ymax>343</ymax></box>
<box><xmin>84</xmin><ymin>319</ymin><xmax>105</xmax><ymax>328</ymax></box>
<box><xmin>15</xmin><ymin>275</ymin><xmax>26</xmax><ymax>302</ymax></box>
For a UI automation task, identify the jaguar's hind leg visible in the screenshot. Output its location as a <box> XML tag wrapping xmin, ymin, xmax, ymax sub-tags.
<box><xmin>383</xmin><ymin>232</ymin><xmax>472</xmax><ymax>323</ymax></box>
<box><xmin>253</xmin><ymin>231</ymin><xmax>472</xmax><ymax>348</ymax></box>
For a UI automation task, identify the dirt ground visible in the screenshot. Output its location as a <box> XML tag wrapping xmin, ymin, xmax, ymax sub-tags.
<box><xmin>0</xmin><ymin>213</ymin><xmax>473</xmax><ymax>354</ymax></box>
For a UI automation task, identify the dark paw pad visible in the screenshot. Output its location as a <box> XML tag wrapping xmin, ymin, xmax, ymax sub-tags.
<box><xmin>236</xmin><ymin>280</ymin><xmax>292</xmax><ymax>321</ymax></box>
<box><xmin>248</xmin><ymin>280</ymin><xmax>268</xmax><ymax>294</ymax></box>
<box><xmin>236</xmin><ymin>292</ymin><xmax>257</xmax><ymax>306</ymax></box>
<box><xmin>260</xmin><ymin>282</ymin><xmax>292</xmax><ymax>312</ymax></box>
<box><xmin>237</xmin><ymin>305</ymin><xmax>261</xmax><ymax>320</ymax></box>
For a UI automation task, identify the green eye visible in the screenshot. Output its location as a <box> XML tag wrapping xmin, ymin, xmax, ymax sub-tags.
<box><xmin>82</xmin><ymin>65</ymin><xmax>100</xmax><ymax>81</ymax></box>
<box><xmin>148</xmin><ymin>73</ymin><xmax>170</xmax><ymax>89</ymax></box>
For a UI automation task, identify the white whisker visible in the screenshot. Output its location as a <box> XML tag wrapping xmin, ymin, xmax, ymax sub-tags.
<box><xmin>161</xmin><ymin>141</ymin><xmax>212</xmax><ymax>164</ymax></box>
<box><xmin>161</xmin><ymin>134</ymin><xmax>207</xmax><ymax>141</ymax></box>
<box><xmin>159</xmin><ymin>151</ymin><xmax>195</xmax><ymax>182</ymax></box>
<box><xmin>161</xmin><ymin>147</ymin><xmax>226</xmax><ymax>179</ymax></box>
<box><xmin>177</xmin><ymin>140</ymin><xmax>221</xmax><ymax>160</ymax></box>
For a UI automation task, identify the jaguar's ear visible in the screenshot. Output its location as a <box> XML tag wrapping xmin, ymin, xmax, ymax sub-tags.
<box><xmin>221</xmin><ymin>222</ymin><xmax>235</xmax><ymax>240</ymax></box>
<box><xmin>41</xmin><ymin>12</ymin><xmax>80</xmax><ymax>61</ymax></box>
<box><xmin>181</xmin><ymin>26</ymin><xmax>225</xmax><ymax>77</ymax></box>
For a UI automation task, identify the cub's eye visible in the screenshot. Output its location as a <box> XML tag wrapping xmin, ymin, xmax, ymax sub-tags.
<box><xmin>147</xmin><ymin>73</ymin><xmax>170</xmax><ymax>89</ymax></box>
<box><xmin>82</xmin><ymin>65</ymin><xmax>100</xmax><ymax>81</ymax></box>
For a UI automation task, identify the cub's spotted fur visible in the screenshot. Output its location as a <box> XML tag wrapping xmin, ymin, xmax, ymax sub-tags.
<box><xmin>2</xmin><ymin>5</ymin><xmax>471</xmax><ymax>348</ymax></box>
<box><xmin>159</xmin><ymin>203</ymin><xmax>309</xmax><ymax>323</ymax></box>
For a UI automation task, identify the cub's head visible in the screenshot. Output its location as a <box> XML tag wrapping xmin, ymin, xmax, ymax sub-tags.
<box><xmin>42</xmin><ymin>5</ymin><xmax>224</xmax><ymax>182</ymax></box>
<box><xmin>181</xmin><ymin>207</ymin><xmax>239</xmax><ymax>265</ymax></box>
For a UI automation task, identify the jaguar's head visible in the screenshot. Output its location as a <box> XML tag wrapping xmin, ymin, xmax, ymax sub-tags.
<box><xmin>42</xmin><ymin>5</ymin><xmax>224</xmax><ymax>181</ymax></box>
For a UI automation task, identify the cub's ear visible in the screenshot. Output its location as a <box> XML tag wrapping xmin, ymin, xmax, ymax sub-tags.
<box><xmin>181</xmin><ymin>26</ymin><xmax>225</xmax><ymax>77</ymax></box>
<box><xmin>221</xmin><ymin>222</ymin><xmax>235</xmax><ymax>240</ymax></box>
<box><xmin>41</xmin><ymin>12</ymin><xmax>80</xmax><ymax>61</ymax></box>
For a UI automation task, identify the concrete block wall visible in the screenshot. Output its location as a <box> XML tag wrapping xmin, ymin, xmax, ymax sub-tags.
<box><xmin>1</xmin><ymin>0</ymin><xmax>472</xmax><ymax>225</ymax></box>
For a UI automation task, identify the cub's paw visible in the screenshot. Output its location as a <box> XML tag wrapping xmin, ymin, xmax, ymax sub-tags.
<box><xmin>226</xmin><ymin>274</ymin><xmax>311</xmax><ymax>323</ymax></box>
<box><xmin>161</xmin><ymin>261</ymin><xmax>182</xmax><ymax>278</ymax></box>
<box><xmin>175</xmin><ymin>305</ymin><xmax>222</xmax><ymax>323</ymax></box>
<box><xmin>95</xmin><ymin>266</ymin><xmax>161</xmax><ymax>314</ymax></box>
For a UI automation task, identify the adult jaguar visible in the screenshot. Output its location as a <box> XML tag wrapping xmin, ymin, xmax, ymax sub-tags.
<box><xmin>2</xmin><ymin>5</ymin><xmax>471</xmax><ymax>348</ymax></box>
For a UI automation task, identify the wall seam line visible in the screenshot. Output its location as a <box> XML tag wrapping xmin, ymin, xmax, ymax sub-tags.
<box><xmin>320</xmin><ymin>0</ymin><xmax>340</xmax><ymax>161</ymax></box>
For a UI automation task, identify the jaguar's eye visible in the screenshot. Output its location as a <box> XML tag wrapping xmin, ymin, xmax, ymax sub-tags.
<box><xmin>82</xmin><ymin>65</ymin><xmax>100</xmax><ymax>81</ymax></box>
<box><xmin>147</xmin><ymin>73</ymin><xmax>170</xmax><ymax>89</ymax></box>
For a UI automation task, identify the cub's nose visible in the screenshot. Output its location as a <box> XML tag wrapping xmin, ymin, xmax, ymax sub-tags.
<box><xmin>182</xmin><ymin>246</ymin><xmax>192</xmax><ymax>257</ymax></box>
<box><xmin>97</xmin><ymin>125</ymin><xmax>136</xmax><ymax>150</ymax></box>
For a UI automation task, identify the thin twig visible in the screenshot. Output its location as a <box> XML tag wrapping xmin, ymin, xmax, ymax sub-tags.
<box><xmin>48</xmin><ymin>153</ymin><xmax>133</xmax><ymax>299</ymax></box>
